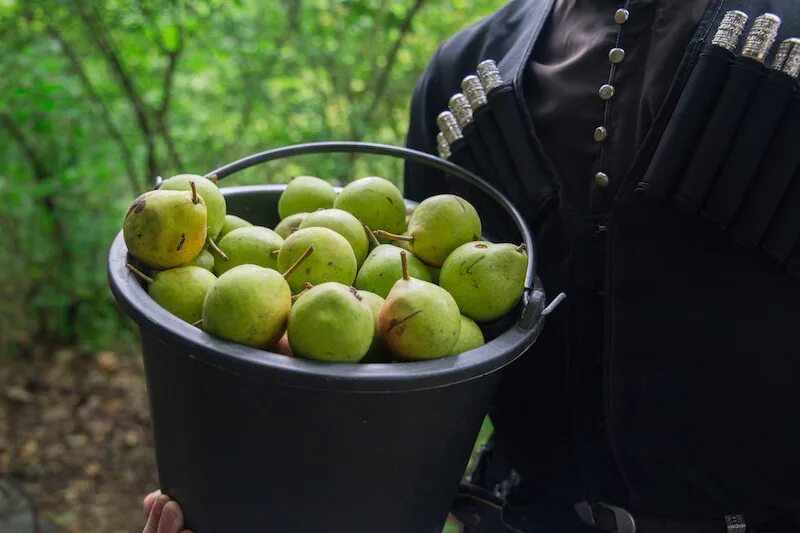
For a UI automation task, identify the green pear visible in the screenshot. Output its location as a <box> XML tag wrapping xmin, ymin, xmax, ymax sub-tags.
<box><xmin>160</xmin><ymin>174</ymin><xmax>227</xmax><ymax>239</ymax></box>
<box><xmin>274</xmin><ymin>212</ymin><xmax>308</xmax><ymax>239</ymax></box>
<box><xmin>213</xmin><ymin>226</ymin><xmax>284</xmax><ymax>275</ymax></box>
<box><xmin>277</xmin><ymin>227</ymin><xmax>357</xmax><ymax>293</ymax></box>
<box><xmin>376</xmin><ymin>194</ymin><xmax>481</xmax><ymax>267</ymax></box>
<box><xmin>219</xmin><ymin>214</ymin><xmax>252</xmax><ymax>238</ymax></box>
<box><xmin>439</xmin><ymin>241</ymin><xmax>527</xmax><ymax>322</ymax></box>
<box><xmin>126</xmin><ymin>264</ymin><xmax>216</xmax><ymax>324</ymax></box>
<box><xmin>123</xmin><ymin>187</ymin><xmax>207</xmax><ymax>269</ymax></box>
<box><xmin>378</xmin><ymin>251</ymin><xmax>460</xmax><ymax>360</ymax></box>
<box><xmin>189</xmin><ymin>249</ymin><xmax>215</xmax><ymax>271</ymax></box>
<box><xmin>202</xmin><ymin>265</ymin><xmax>291</xmax><ymax>348</ymax></box>
<box><xmin>287</xmin><ymin>282</ymin><xmax>374</xmax><ymax>363</ymax></box>
<box><xmin>450</xmin><ymin>315</ymin><xmax>485</xmax><ymax>355</ymax></box>
<box><xmin>357</xmin><ymin>290</ymin><xmax>387</xmax><ymax>362</ymax></box>
<box><xmin>202</xmin><ymin>246</ymin><xmax>314</xmax><ymax>348</ymax></box>
<box><xmin>299</xmin><ymin>209</ymin><xmax>369</xmax><ymax>267</ymax></box>
<box><xmin>333</xmin><ymin>177</ymin><xmax>406</xmax><ymax>237</ymax></box>
<box><xmin>278</xmin><ymin>176</ymin><xmax>336</xmax><ymax>219</ymax></box>
<box><xmin>393</xmin><ymin>239</ymin><xmax>412</xmax><ymax>251</ymax></box>
<box><xmin>354</xmin><ymin>228</ymin><xmax>431</xmax><ymax>298</ymax></box>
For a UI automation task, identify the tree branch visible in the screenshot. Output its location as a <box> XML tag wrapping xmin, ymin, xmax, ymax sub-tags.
<box><xmin>134</xmin><ymin>0</ymin><xmax>185</xmax><ymax>171</ymax></box>
<box><xmin>224</xmin><ymin>5</ymin><xmax>295</xmax><ymax>154</ymax></box>
<box><xmin>2</xmin><ymin>112</ymin><xmax>65</xmax><ymax>255</ymax></box>
<box><xmin>73</xmin><ymin>1</ymin><xmax>159</xmax><ymax>185</ymax></box>
<box><xmin>362</xmin><ymin>0</ymin><xmax>426</xmax><ymax>131</ymax></box>
<box><xmin>1</xmin><ymin>112</ymin><xmax>48</xmax><ymax>179</ymax></box>
<box><xmin>154</xmin><ymin>30</ymin><xmax>185</xmax><ymax>170</ymax></box>
<box><xmin>47</xmin><ymin>25</ymin><xmax>141</xmax><ymax>196</ymax></box>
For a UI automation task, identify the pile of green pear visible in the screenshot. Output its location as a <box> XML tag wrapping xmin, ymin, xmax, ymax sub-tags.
<box><xmin>122</xmin><ymin>174</ymin><xmax>528</xmax><ymax>363</ymax></box>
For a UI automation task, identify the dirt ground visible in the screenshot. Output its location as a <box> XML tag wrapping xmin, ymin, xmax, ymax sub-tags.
<box><xmin>0</xmin><ymin>348</ymin><xmax>157</xmax><ymax>532</ymax></box>
<box><xmin>0</xmin><ymin>348</ymin><xmax>469</xmax><ymax>533</ymax></box>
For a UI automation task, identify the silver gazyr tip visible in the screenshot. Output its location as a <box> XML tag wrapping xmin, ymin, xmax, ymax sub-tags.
<box><xmin>436</xmin><ymin>132</ymin><xmax>451</xmax><ymax>159</ymax></box>
<box><xmin>461</xmin><ymin>75</ymin><xmax>488</xmax><ymax>110</ymax></box>
<box><xmin>476</xmin><ymin>59</ymin><xmax>503</xmax><ymax>93</ymax></box>
<box><xmin>771</xmin><ymin>37</ymin><xmax>800</xmax><ymax>78</ymax></box>
<box><xmin>436</xmin><ymin>110</ymin><xmax>462</xmax><ymax>144</ymax></box>
<box><xmin>449</xmin><ymin>93</ymin><xmax>473</xmax><ymax>128</ymax></box>
<box><xmin>741</xmin><ymin>13</ymin><xmax>781</xmax><ymax>62</ymax></box>
<box><xmin>711</xmin><ymin>10</ymin><xmax>748</xmax><ymax>52</ymax></box>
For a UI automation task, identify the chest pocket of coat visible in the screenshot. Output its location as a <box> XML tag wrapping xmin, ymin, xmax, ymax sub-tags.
<box><xmin>635</xmin><ymin>28</ymin><xmax>800</xmax><ymax>274</ymax></box>
<box><xmin>439</xmin><ymin>71</ymin><xmax>557</xmax><ymax>227</ymax></box>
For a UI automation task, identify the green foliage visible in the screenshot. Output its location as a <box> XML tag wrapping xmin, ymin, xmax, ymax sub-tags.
<box><xmin>0</xmin><ymin>0</ymin><xmax>504</xmax><ymax>353</ymax></box>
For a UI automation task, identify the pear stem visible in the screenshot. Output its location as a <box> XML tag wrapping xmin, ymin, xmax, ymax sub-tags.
<box><xmin>291</xmin><ymin>282</ymin><xmax>314</xmax><ymax>302</ymax></box>
<box><xmin>190</xmin><ymin>181</ymin><xmax>199</xmax><ymax>205</ymax></box>
<box><xmin>364</xmin><ymin>225</ymin><xmax>381</xmax><ymax>248</ymax></box>
<box><xmin>207</xmin><ymin>236</ymin><xmax>228</xmax><ymax>261</ymax></box>
<box><xmin>126</xmin><ymin>263</ymin><xmax>154</xmax><ymax>284</ymax></box>
<box><xmin>376</xmin><ymin>230</ymin><xmax>413</xmax><ymax>242</ymax></box>
<box><xmin>191</xmin><ymin>319</ymin><xmax>203</xmax><ymax>328</ymax></box>
<box><xmin>516</xmin><ymin>243</ymin><xmax>528</xmax><ymax>254</ymax></box>
<box><xmin>400</xmin><ymin>250</ymin><xmax>410</xmax><ymax>281</ymax></box>
<box><xmin>207</xmin><ymin>174</ymin><xmax>218</xmax><ymax>183</ymax></box>
<box><xmin>282</xmin><ymin>245</ymin><xmax>314</xmax><ymax>279</ymax></box>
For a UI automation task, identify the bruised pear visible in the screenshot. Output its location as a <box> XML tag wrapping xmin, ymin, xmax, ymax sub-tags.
<box><xmin>274</xmin><ymin>212</ymin><xmax>308</xmax><ymax>239</ymax></box>
<box><xmin>202</xmin><ymin>246</ymin><xmax>314</xmax><ymax>348</ymax></box>
<box><xmin>299</xmin><ymin>208</ymin><xmax>369</xmax><ymax>267</ymax></box>
<box><xmin>278</xmin><ymin>176</ymin><xmax>336</xmax><ymax>219</ymax></box>
<box><xmin>439</xmin><ymin>241</ymin><xmax>528</xmax><ymax>322</ymax></box>
<box><xmin>161</xmin><ymin>174</ymin><xmax>227</xmax><ymax>239</ymax></box>
<box><xmin>127</xmin><ymin>264</ymin><xmax>215</xmax><ymax>324</ymax></box>
<box><xmin>277</xmin><ymin>227</ymin><xmax>357</xmax><ymax>293</ymax></box>
<box><xmin>287</xmin><ymin>283</ymin><xmax>374</xmax><ymax>363</ymax></box>
<box><xmin>189</xmin><ymin>249</ymin><xmax>215</xmax><ymax>271</ymax></box>
<box><xmin>219</xmin><ymin>214</ymin><xmax>252</xmax><ymax>238</ymax></box>
<box><xmin>357</xmin><ymin>290</ymin><xmax>388</xmax><ymax>362</ymax></box>
<box><xmin>213</xmin><ymin>226</ymin><xmax>283</xmax><ymax>275</ymax></box>
<box><xmin>123</xmin><ymin>187</ymin><xmax>207</xmax><ymax>269</ymax></box>
<box><xmin>333</xmin><ymin>177</ymin><xmax>406</xmax><ymax>237</ymax></box>
<box><xmin>355</xmin><ymin>227</ymin><xmax>431</xmax><ymax>298</ymax></box>
<box><xmin>450</xmin><ymin>315</ymin><xmax>485</xmax><ymax>355</ymax></box>
<box><xmin>377</xmin><ymin>194</ymin><xmax>481</xmax><ymax>267</ymax></box>
<box><xmin>274</xmin><ymin>332</ymin><xmax>293</xmax><ymax>357</ymax></box>
<box><xmin>379</xmin><ymin>251</ymin><xmax>460</xmax><ymax>360</ymax></box>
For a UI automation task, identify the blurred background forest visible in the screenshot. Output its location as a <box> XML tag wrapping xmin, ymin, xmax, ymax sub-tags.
<box><xmin>0</xmin><ymin>0</ymin><xmax>503</xmax><ymax>531</ymax></box>
<box><xmin>1</xmin><ymin>0</ymin><xmax>505</xmax><ymax>356</ymax></box>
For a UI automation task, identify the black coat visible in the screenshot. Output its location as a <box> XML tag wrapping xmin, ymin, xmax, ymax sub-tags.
<box><xmin>405</xmin><ymin>0</ymin><xmax>800</xmax><ymax>523</ymax></box>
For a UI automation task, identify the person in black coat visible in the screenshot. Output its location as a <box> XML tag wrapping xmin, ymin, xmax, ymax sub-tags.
<box><xmin>407</xmin><ymin>1</ymin><xmax>800</xmax><ymax>532</ymax></box>
<box><xmin>142</xmin><ymin>1</ymin><xmax>800</xmax><ymax>531</ymax></box>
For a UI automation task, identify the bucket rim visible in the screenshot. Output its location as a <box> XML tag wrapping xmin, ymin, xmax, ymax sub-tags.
<box><xmin>109</xmin><ymin>142</ymin><xmax>547</xmax><ymax>392</ymax></box>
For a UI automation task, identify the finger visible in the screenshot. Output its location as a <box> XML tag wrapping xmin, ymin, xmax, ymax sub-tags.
<box><xmin>142</xmin><ymin>494</ymin><xmax>170</xmax><ymax>533</ymax></box>
<box><xmin>143</xmin><ymin>490</ymin><xmax>162</xmax><ymax>517</ymax></box>
<box><xmin>157</xmin><ymin>500</ymin><xmax>184</xmax><ymax>533</ymax></box>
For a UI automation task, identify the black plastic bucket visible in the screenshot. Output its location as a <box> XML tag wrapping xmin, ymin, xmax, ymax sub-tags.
<box><xmin>108</xmin><ymin>142</ymin><xmax>546</xmax><ymax>532</ymax></box>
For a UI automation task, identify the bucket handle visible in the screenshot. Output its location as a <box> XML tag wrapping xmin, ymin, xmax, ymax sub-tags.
<box><xmin>203</xmin><ymin>141</ymin><xmax>539</xmax><ymax>311</ymax></box>
<box><xmin>201</xmin><ymin>141</ymin><xmax>537</xmax><ymax>295</ymax></box>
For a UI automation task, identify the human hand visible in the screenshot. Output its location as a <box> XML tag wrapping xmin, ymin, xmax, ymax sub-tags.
<box><xmin>142</xmin><ymin>490</ymin><xmax>192</xmax><ymax>533</ymax></box>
